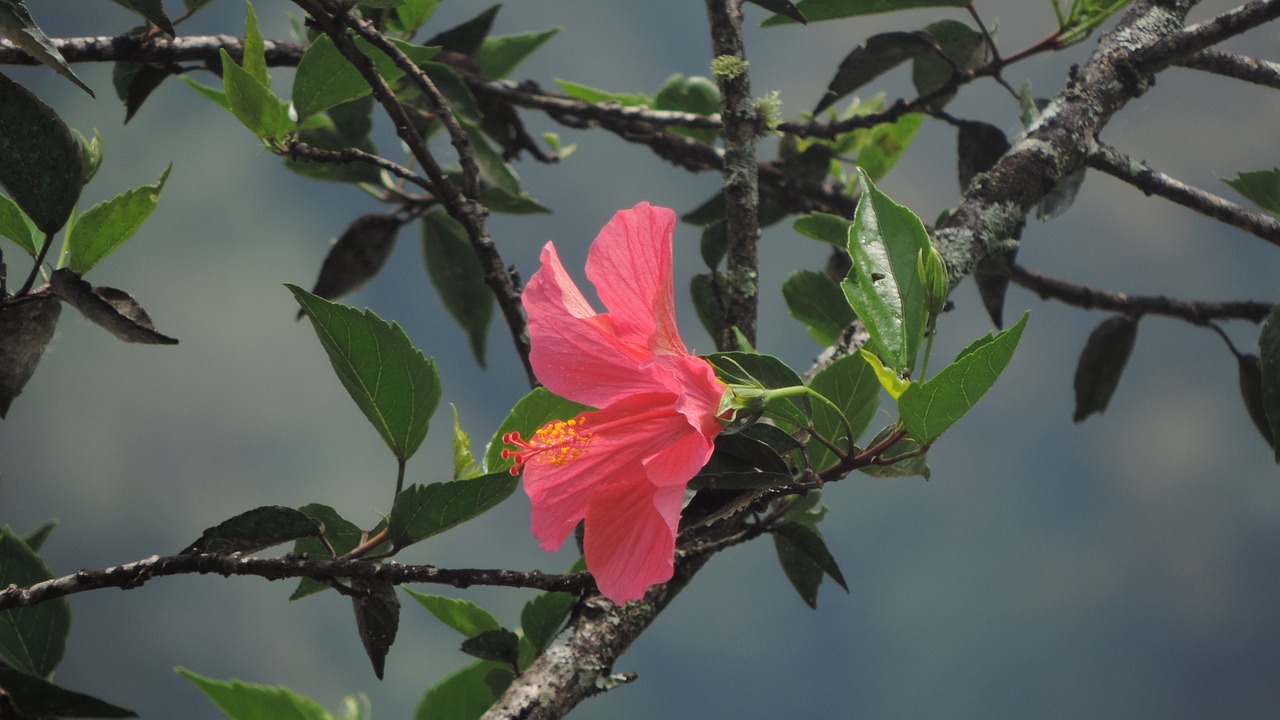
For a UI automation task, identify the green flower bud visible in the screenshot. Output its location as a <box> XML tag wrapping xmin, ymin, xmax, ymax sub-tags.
<box><xmin>918</xmin><ymin>245</ymin><xmax>949</xmax><ymax>316</ymax></box>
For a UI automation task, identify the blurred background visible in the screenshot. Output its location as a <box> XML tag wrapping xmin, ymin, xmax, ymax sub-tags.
<box><xmin>2</xmin><ymin>0</ymin><xmax>1278</xmax><ymax>718</ymax></box>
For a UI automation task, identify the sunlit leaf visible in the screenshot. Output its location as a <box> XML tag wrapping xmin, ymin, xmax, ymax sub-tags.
<box><xmin>178</xmin><ymin>667</ymin><xmax>337</xmax><ymax>720</ymax></box>
<box><xmin>221</xmin><ymin>48</ymin><xmax>290</xmax><ymax>141</ymax></box>
<box><xmin>405</xmin><ymin>591</ymin><xmax>502</xmax><ymax>637</ymax></box>
<box><xmin>0</xmin><ymin>0</ymin><xmax>94</xmax><ymax>95</ymax></box>
<box><xmin>0</xmin><ymin>192</ymin><xmax>37</xmax><ymax>255</ymax></box>
<box><xmin>66</xmin><ymin>165</ymin><xmax>170</xmax><ymax>274</ymax></box>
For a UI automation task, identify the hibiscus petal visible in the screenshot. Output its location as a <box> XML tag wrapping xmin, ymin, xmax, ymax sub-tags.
<box><xmin>586</xmin><ymin>203</ymin><xmax>687</xmax><ymax>356</ymax></box>
<box><xmin>584</xmin><ymin>480</ymin><xmax>685</xmax><ymax>603</ymax></box>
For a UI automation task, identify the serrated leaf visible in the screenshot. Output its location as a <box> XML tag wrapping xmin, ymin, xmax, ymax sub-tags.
<box><xmin>405</xmin><ymin>591</ymin><xmax>502</xmax><ymax>637</ymax></box>
<box><xmin>841</xmin><ymin>169</ymin><xmax>932</xmax><ymax>372</ymax></box>
<box><xmin>808</xmin><ymin>354</ymin><xmax>881</xmax><ymax>471</ymax></box>
<box><xmin>1072</xmin><ymin>314</ymin><xmax>1138</xmax><ymax>423</ymax></box>
<box><xmin>783</xmin><ymin>269</ymin><xmax>856</xmax><ymax>346</ymax></box>
<box><xmin>856</xmin><ymin>112</ymin><xmax>922</xmax><ymax>181</ymax></box>
<box><xmin>475</xmin><ymin>27</ymin><xmax>559</xmax><ymax>79</ymax></box>
<box><xmin>178</xmin><ymin>667</ymin><xmax>337</xmax><ymax>720</ymax></box>
<box><xmin>900</xmin><ymin>311</ymin><xmax>1028</xmax><ymax>444</ymax></box>
<box><xmin>814</xmin><ymin>31</ymin><xmax>936</xmax><ymax>114</ymax></box>
<box><xmin>109</xmin><ymin>0</ymin><xmax>175</xmax><ymax>36</ymax></box>
<box><xmin>425</xmin><ymin>5</ymin><xmax>499</xmax><ymax>56</ymax></box>
<box><xmin>793</xmin><ymin>212</ymin><xmax>853</xmax><ymax>248</ymax></box>
<box><xmin>181</xmin><ymin>505</ymin><xmax>321</xmax><ymax>554</ymax></box>
<box><xmin>1237</xmin><ymin>353</ymin><xmax>1274</xmax><ymax>449</ymax></box>
<box><xmin>49</xmin><ymin>269</ymin><xmax>178</xmax><ymax>344</ymax></box>
<box><xmin>0</xmin><ymin>72</ymin><xmax>84</xmax><ymax>234</ymax></box>
<box><xmin>290</xmin><ymin>505</ymin><xmax>384</xmax><ymax>601</ymax></box>
<box><xmin>1224</xmin><ymin>168</ymin><xmax>1280</xmax><ymax>215</ymax></box>
<box><xmin>0</xmin><ymin>0</ymin><xmax>94</xmax><ymax>96</ymax></box>
<box><xmin>289</xmin><ymin>285</ymin><xmax>441</xmax><ymax>461</ymax></box>
<box><xmin>552</xmin><ymin>79</ymin><xmax>650</xmax><ymax>107</ymax></box>
<box><xmin>414</xmin><ymin>661</ymin><xmax>504</xmax><ymax>720</ymax></box>
<box><xmin>351</xmin><ymin>578</ymin><xmax>399</xmax><ymax>679</ymax></box>
<box><xmin>709</xmin><ymin>351</ymin><xmax>810</xmax><ymax>430</ymax></box>
<box><xmin>388</xmin><ymin>473</ymin><xmax>519</xmax><ymax>548</ymax></box>
<box><xmin>66</xmin><ymin>165</ymin><xmax>169</xmax><ymax>274</ymax></box>
<box><xmin>0</xmin><ymin>665</ymin><xmax>136</xmax><ymax>718</ymax></box>
<box><xmin>0</xmin><ymin>295</ymin><xmax>60</xmax><ymax>418</ymax></box>
<box><xmin>221</xmin><ymin>48</ymin><xmax>290</xmax><ymax>141</ymax></box>
<box><xmin>460</xmin><ymin>628</ymin><xmax>520</xmax><ymax>667</ymax></box>
<box><xmin>520</xmin><ymin>592</ymin><xmax>574</xmax><ymax>653</ymax></box>
<box><xmin>0</xmin><ymin>525</ymin><xmax>69</xmax><ymax>677</ymax></box>
<box><xmin>0</xmin><ymin>192</ymin><xmax>37</xmax><ymax>255</ymax></box>
<box><xmin>762</xmin><ymin>0</ymin><xmax>969</xmax><ymax>26</ymax></box>
<box><xmin>485</xmin><ymin>388</ymin><xmax>590</xmax><ymax>474</ymax></box>
<box><xmin>292</xmin><ymin>35</ymin><xmax>441</xmax><ymax>121</ymax></box>
<box><xmin>421</xmin><ymin>211</ymin><xmax>494</xmax><ymax>368</ymax></box>
<box><xmin>303</xmin><ymin>212</ymin><xmax>402</xmax><ymax>309</ymax></box>
<box><xmin>1258</xmin><ymin>305</ymin><xmax>1280</xmax><ymax>462</ymax></box>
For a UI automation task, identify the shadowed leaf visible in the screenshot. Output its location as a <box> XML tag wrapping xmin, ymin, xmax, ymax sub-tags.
<box><xmin>388</xmin><ymin>473</ymin><xmax>519</xmax><ymax>548</ymax></box>
<box><xmin>50</xmin><ymin>269</ymin><xmax>178</xmax><ymax>345</ymax></box>
<box><xmin>425</xmin><ymin>5</ymin><xmax>498</xmax><ymax>56</ymax></box>
<box><xmin>302</xmin><ymin>212</ymin><xmax>402</xmax><ymax>312</ymax></box>
<box><xmin>520</xmin><ymin>592</ymin><xmax>574</xmax><ymax>653</ymax></box>
<box><xmin>0</xmin><ymin>295</ymin><xmax>60</xmax><ymax>418</ymax></box>
<box><xmin>814</xmin><ymin>31</ymin><xmax>935</xmax><ymax>114</ymax></box>
<box><xmin>1072</xmin><ymin>315</ymin><xmax>1138</xmax><ymax>423</ymax></box>
<box><xmin>460</xmin><ymin>629</ymin><xmax>520</xmax><ymax>667</ymax></box>
<box><xmin>762</xmin><ymin>0</ymin><xmax>969</xmax><ymax>26</ymax></box>
<box><xmin>109</xmin><ymin>0</ymin><xmax>175</xmax><ymax>36</ymax></box>
<box><xmin>1258</xmin><ymin>305</ymin><xmax>1280</xmax><ymax>462</ymax></box>
<box><xmin>0</xmin><ymin>0</ymin><xmax>94</xmax><ymax>95</ymax></box>
<box><xmin>352</xmin><ymin>578</ymin><xmax>400</xmax><ymax>679</ymax></box>
<box><xmin>0</xmin><ymin>525</ymin><xmax>69</xmax><ymax>677</ymax></box>
<box><xmin>421</xmin><ymin>210</ymin><xmax>493</xmax><ymax>366</ymax></box>
<box><xmin>0</xmin><ymin>664</ymin><xmax>135</xmax><ymax>717</ymax></box>
<box><xmin>182</xmin><ymin>506</ymin><xmax>322</xmax><ymax>554</ymax></box>
<box><xmin>0</xmin><ymin>72</ymin><xmax>84</xmax><ymax>234</ymax></box>
<box><xmin>1237</xmin><ymin>353</ymin><xmax>1273</xmax><ymax>450</ymax></box>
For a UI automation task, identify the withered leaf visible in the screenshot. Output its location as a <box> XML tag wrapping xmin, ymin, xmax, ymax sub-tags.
<box><xmin>300</xmin><ymin>212</ymin><xmax>403</xmax><ymax>317</ymax></box>
<box><xmin>0</xmin><ymin>293</ymin><xmax>61</xmax><ymax>418</ymax></box>
<box><xmin>49</xmin><ymin>268</ymin><xmax>178</xmax><ymax>344</ymax></box>
<box><xmin>1072</xmin><ymin>314</ymin><xmax>1138</xmax><ymax>423</ymax></box>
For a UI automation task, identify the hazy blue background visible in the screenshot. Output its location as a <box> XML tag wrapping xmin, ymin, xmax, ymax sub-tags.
<box><xmin>2</xmin><ymin>1</ymin><xmax>1278</xmax><ymax>718</ymax></box>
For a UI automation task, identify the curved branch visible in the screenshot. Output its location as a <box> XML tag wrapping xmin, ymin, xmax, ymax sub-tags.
<box><xmin>0</xmin><ymin>553</ymin><xmax>590</xmax><ymax>611</ymax></box>
<box><xmin>1175</xmin><ymin>48</ymin><xmax>1280</xmax><ymax>88</ymax></box>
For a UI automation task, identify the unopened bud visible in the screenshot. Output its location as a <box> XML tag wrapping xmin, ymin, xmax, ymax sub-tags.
<box><xmin>918</xmin><ymin>245</ymin><xmax>949</xmax><ymax>316</ymax></box>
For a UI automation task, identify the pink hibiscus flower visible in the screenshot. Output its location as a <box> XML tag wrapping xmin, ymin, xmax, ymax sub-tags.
<box><xmin>503</xmin><ymin>202</ymin><xmax>727</xmax><ymax>603</ymax></box>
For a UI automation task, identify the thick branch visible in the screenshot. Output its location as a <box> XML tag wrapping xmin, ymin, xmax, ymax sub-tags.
<box><xmin>0</xmin><ymin>553</ymin><xmax>588</xmax><ymax>610</ymax></box>
<box><xmin>1009</xmin><ymin>263</ymin><xmax>1274</xmax><ymax>323</ymax></box>
<box><xmin>1087</xmin><ymin>142</ymin><xmax>1280</xmax><ymax>247</ymax></box>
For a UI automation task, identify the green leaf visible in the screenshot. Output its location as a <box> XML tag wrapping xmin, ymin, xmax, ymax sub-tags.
<box><xmin>421</xmin><ymin>210</ymin><xmax>494</xmax><ymax>368</ymax></box>
<box><xmin>388</xmin><ymin>473</ymin><xmax>519</xmax><ymax>549</ymax></box>
<box><xmin>485</xmin><ymin>388</ymin><xmax>590</xmax><ymax>474</ymax></box>
<box><xmin>475</xmin><ymin>28</ymin><xmax>560</xmax><ymax>80</ymax></box>
<box><xmin>0</xmin><ymin>72</ymin><xmax>84</xmax><ymax>234</ymax></box>
<box><xmin>746</xmin><ymin>0</ymin><xmax>807</xmax><ymax>24</ymax></box>
<box><xmin>459</xmin><ymin>118</ymin><xmax>522</xmax><ymax>196</ymax></box>
<box><xmin>842</xmin><ymin>169</ymin><xmax>931</xmax><ymax>372</ymax></box>
<box><xmin>178</xmin><ymin>667</ymin><xmax>337</xmax><ymax>720</ymax></box>
<box><xmin>292</xmin><ymin>35</ymin><xmax>441</xmax><ymax>121</ymax></box>
<box><xmin>181</xmin><ymin>506</ymin><xmax>322</xmax><ymax>555</ymax></box>
<box><xmin>393</xmin><ymin>0</ymin><xmax>439</xmax><ymax>37</ymax></box>
<box><xmin>66</xmin><ymin>165</ymin><xmax>169</xmax><ymax>274</ymax></box>
<box><xmin>75</xmin><ymin>128</ymin><xmax>104</xmax><ymax>185</ymax></box>
<box><xmin>772</xmin><ymin>524</ymin><xmax>823</xmax><ymax>608</ymax></box>
<box><xmin>180</xmin><ymin>75</ymin><xmax>231</xmax><ymax>111</ymax></box>
<box><xmin>109</xmin><ymin>0</ymin><xmax>175</xmax><ymax>36</ymax></box>
<box><xmin>857</xmin><ymin>426</ymin><xmax>931</xmax><ymax>479</ymax></box>
<box><xmin>221</xmin><ymin>48</ymin><xmax>290</xmax><ymax>141</ymax></box>
<box><xmin>289</xmin><ymin>285</ymin><xmax>441</xmax><ymax>461</ymax></box>
<box><xmin>1224</xmin><ymin>168</ymin><xmax>1280</xmax><ymax>215</ymax></box>
<box><xmin>793</xmin><ymin>212</ymin><xmax>853</xmax><ymax>248</ymax></box>
<box><xmin>0</xmin><ymin>0</ymin><xmax>94</xmax><ymax>95</ymax></box>
<box><xmin>289</xmin><ymin>504</ymin><xmax>384</xmax><ymax>600</ymax></box>
<box><xmin>1257</xmin><ymin>305</ymin><xmax>1280</xmax><ymax>462</ymax></box>
<box><xmin>405</xmin><ymin>591</ymin><xmax>502</xmax><ymax>637</ymax></box>
<box><xmin>807</xmin><ymin>354</ymin><xmax>881</xmax><ymax>471</ymax></box>
<box><xmin>1236</xmin><ymin>353</ymin><xmax>1273</xmax><ymax>450</ymax></box>
<box><xmin>460</xmin><ymin>628</ymin><xmax>520</xmax><ymax>666</ymax></box>
<box><xmin>690</xmin><ymin>273</ymin><xmax>726</xmax><ymax>347</ymax></box>
<box><xmin>22</xmin><ymin>520</ymin><xmax>56</xmax><ymax>552</ymax></box>
<box><xmin>910</xmin><ymin>19</ymin><xmax>987</xmax><ymax>109</ymax></box>
<box><xmin>710</xmin><ymin>352</ymin><xmax>810</xmax><ymax>430</ymax></box>
<box><xmin>762</xmin><ymin>0</ymin><xmax>969</xmax><ymax>25</ymax></box>
<box><xmin>0</xmin><ymin>665</ymin><xmax>135</xmax><ymax>718</ymax></box>
<box><xmin>451</xmin><ymin>405</ymin><xmax>480</xmax><ymax>479</ymax></box>
<box><xmin>424</xmin><ymin>5</ymin><xmax>498</xmax><ymax>56</ymax></box>
<box><xmin>782</xmin><ymin>269</ymin><xmax>856</xmax><ymax>346</ymax></box>
<box><xmin>856</xmin><ymin>112</ymin><xmax>922</xmax><ymax>181</ymax></box>
<box><xmin>813</xmin><ymin>31</ymin><xmax>936</xmax><ymax>114</ymax></box>
<box><xmin>414</xmin><ymin>661</ymin><xmax>504</xmax><ymax>720</ymax></box>
<box><xmin>552</xmin><ymin>79</ymin><xmax>650</xmax><ymax>107</ymax></box>
<box><xmin>351</xmin><ymin>578</ymin><xmax>399</xmax><ymax>679</ymax></box>
<box><xmin>242</xmin><ymin>1</ymin><xmax>269</xmax><ymax>87</ymax></box>
<box><xmin>775</xmin><ymin>521</ymin><xmax>848</xmax><ymax>590</ymax></box>
<box><xmin>520</xmin><ymin>592</ymin><xmax>574</xmax><ymax>652</ymax></box>
<box><xmin>654</xmin><ymin>73</ymin><xmax>721</xmax><ymax>143</ymax></box>
<box><xmin>899</xmin><ymin>311</ymin><xmax>1029</xmax><ymax>444</ymax></box>
<box><xmin>0</xmin><ymin>192</ymin><xmax>37</xmax><ymax>255</ymax></box>
<box><xmin>0</xmin><ymin>526</ymin><xmax>69</xmax><ymax>677</ymax></box>
<box><xmin>1072</xmin><ymin>315</ymin><xmax>1138</xmax><ymax>423</ymax></box>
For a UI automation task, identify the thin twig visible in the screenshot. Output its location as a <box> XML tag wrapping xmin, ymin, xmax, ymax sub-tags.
<box><xmin>1175</xmin><ymin>48</ymin><xmax>1280</xmax><ymax>88</ymax></box>
<box><xmin>283</xmin><ymin>139</ymin><xmax>433</xmax><ymax>191</ymax></box>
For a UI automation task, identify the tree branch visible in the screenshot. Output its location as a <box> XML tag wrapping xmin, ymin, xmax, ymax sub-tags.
<box><xmin>1175</xmin><ymin>48</ymin><xmax>1280</xmax><ymax>88</ymax></box>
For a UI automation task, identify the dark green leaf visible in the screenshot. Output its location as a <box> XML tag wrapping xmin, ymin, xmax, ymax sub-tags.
<box><xmin>178</xmin><ymin>667</ymin><xmax>336</xmax><ymax>720</ymax></box>
<box><xmin>746</xmin><ymin>0</ymin><xmax>806</xmax><ymax>24</ymax></box>
<box><xmin>0</xmin><ymin>0</ymin><xmax>94</xmax><ymax>95</ymax></box>
<box><xmin>1258</xmin><ymin>305</ymin><xmax>1280</xmax><ymax>462</ymax></box>
<box><xmin>0</xmin><ymin>192</ymin><xmax>36</xmax><ymax>255</ymax></box>
<box><xmin>424</xmin><ymin>5</ymin><xmax>498</xmax><ymax>56</ymax></box>
<box><xmin>109</xmin><ymin>0</ymin><xmax>175</xmax><ymax>36</ymax></box>
<box><xmin>481</xmin><ymin>184</ymin><xmax>551</xmax><ymax>214</ymax></box>
<box><xmin>292</xmin><ymin>35</ymin><xmax>441</xmax><ymax>121</ymax></box>
<box><xmin>783</xmin><ymin>269</ymin><xmax>856</xmax><ymax>346</ymax></box>
<box><xmin>0</xmin><ymin>295</ymin><xmax>60</xmax><ymax>419</ymax></box>
<box><xmin>303</xmin><ymin>212</ymin><xmax>402</xmax><ymax>307</ymax></box>
<box><xmin>181</xmin><ymin>506</ymin><xmax>321</xmax><ymax>554</ymax></box>
<box><xmin>1224</xmin><ymin>168</ymin><xmax>1280</xmax><ymax>215</ymax></box>
<box><xmin>475</xmin><ymin>28</ymin><xmax>560</xmax><ymax>80</ymax></box>
<box><xmin>420</xmin><ymin>211</ymin><xmax>491</xmax><ymax>367</ymax></box>
<box><xmin>814</xmin><ymin>31</ymin><xmax>936</xmax><ymax>114</ymax></box>
<box><xmin>483</xmin><ymin>666</ymin><xmax>516</xmax><ymax>697</ymax></box>
<box><xmin>710</xmin><ymin>425</ymin><xmax>797</xmax><ymax>474</ymax></box>
<box><xmin>520</xmin><ymin>592</ymin><xmax>574</xmax><ymax>652</ymax></box>
<box><xmin>762</xmin><ymin>0</ymin><xmax>969</xmax><ymax>26</ymax></box>
<box><xmin>404</xmin><ymin>590</ymin><xmax>502</xmax><ymax>637</ymax></box>
<box><xmin>289</xmin><ymin>285</ymin><xmax>441</xmax><ymax>461</ymax></box>
<box><xmin>773</xmin><ymin>525</ymin><xmax>824</xmax><ymax>608</ymax></box>
<box><xmin>414</xmin><ymin>661</ymin><xmax>504</xmax><ymax>720</ymax></box>
<box><xmin>485</xmin><ymin>388</ymin><xmax>590</xmax><ymax>474</ymax></box>
<box><xmin>1237</xmin><ymin>353</ymin><xmax>1273</xmax><ymax>450</ymax></box>
<box><xmin>388</xmin><ymin>473</ymin><xmax>519</xmax><ymax>548</ymax></box>
<box><xmin>910</xmin><ymin>19</ymin><xmax>987</xmax><ymax>109</ymax></box>
<box><xmin>460</xmin><ymin>628</ymin><xmax>520</xmax><ymax>666</ymax></box>
<box><xmin>393</xmin><ymin>0</ymin><xmax>439</xmax><ymax>37</ymax></box>
<box><xmin>0</xmin><ymin>525</ymin><xmax>69</xmax><ymax>676</ymax></box>
<box><xmin>1072</xmin><ymin>315</ymin><xmax>1138</xmax><ymax>423</ymax></box>
<box><xmin>351</xmin><ymin>578</ymin><xmax>400</xmax><ymax>679</ymax></box>
<box><xmin>774</xmin><ymin>521</ymin><xmax>847</xmax><ymax>590</ymax></box>
<box><xmin>807</xmin><ymin>354</ymin><xmax>881</xmax><ymax>472</ymax></box>
<box><xmin>900</xmin><ymin>311</ymin><xmax>1029</xmax><ymax>444</ymax></box>
<box><xmin>290</xmin><ymin>504</ymin><xmax>384</xmax><ymax>601</ymax></box>
<box><xmin>284</xmin><ymin>118</ymin><xmax>382</xmax><ymax>185</ymax></box>
<box><xmin>856</xmin><ymin>113</ymin><xmax>922</xmax><ymax>181</ymax></box>
<box><xmin>0</xmin><ymin>72</ymin><xmax>84</xmax><ymax>233</ymax></box>
<box><xmin>48</xmin><ymin>269</ymin><xmax>179</xmax><ymax>344</ymax></box>
<box><xmin>956</xmin><ymin>120</ymin><xmax>1010</xmax><ymax>190</ymax></box>
<box><xmin>793</xmin><ymin>212</ymin><xmax>853</xmax><ymax>248</ymax></box>
<box><xmin>66</xmin><ymin>165</ymin><xmax>170</xmax><ymax>274</ymax></box>
<box><xmin>709</xmin><ymin>351</ymin><xmax>810</xmax><ymax>430</ymax></box>
<box><xmin>858</xmin><ymin>425</ymin><xmax>931</xmax><ymax>478</ymax></box>
<box><xmin>690</xmin><ymin>273</ymin><xmax>726</xmax><ymax>348</ymax></box>
<box><xmin>0</xmin><ymin>665</ymin><xmax>135</xmax><ymax>718</ymax></box>
<box><xmin>841</xmin><ymin>169</ymin><xmax>932</xmax><ymax>371</ymax></box>
<box><xmin>22</xmin><ymin>520</ymin><xmax>55</xmax><ymax>552</ymax></box>
<box><xmin>221</xmin><ymin>48</ymin><xmax>290</xmax><ymax>141</ymax></box>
